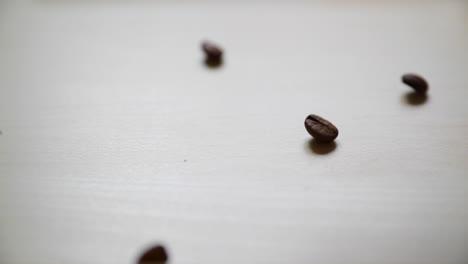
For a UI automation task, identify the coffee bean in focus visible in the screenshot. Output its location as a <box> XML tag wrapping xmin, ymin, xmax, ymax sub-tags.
<box><xmin>304</xmin><ymin>114</ymin><xmax>339</xmax><ymax>143</ymax></box>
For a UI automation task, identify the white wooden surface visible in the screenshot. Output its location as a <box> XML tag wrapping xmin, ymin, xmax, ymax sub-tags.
<box><xmin>1</xmin><ymin>1</ymin><xmax>468</xmax><ymax>264</ymax></box>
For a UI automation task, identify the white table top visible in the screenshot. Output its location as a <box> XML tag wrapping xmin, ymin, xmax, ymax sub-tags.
<box><xmin>1</xmin><ymin>1</ymin><xmax>468</xmax><ymax>264</ymax></box>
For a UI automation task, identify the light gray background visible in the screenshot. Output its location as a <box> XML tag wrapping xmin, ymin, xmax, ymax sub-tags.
<box><xmin>0</xmin><ymin>0</ymin><xmax>468</xmax><ymax>264</ymax></box>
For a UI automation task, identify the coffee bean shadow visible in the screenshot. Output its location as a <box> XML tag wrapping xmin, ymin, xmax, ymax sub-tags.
<box><xmin>203</xmin><ymin>58</ymin><xmax>223</xmax><ymax>69</ymax></box>
<box><xmin>305</xmin><ymin>139</ymin><xmax>337</xmax><ymax>155</ymax></box>
<box><xmin>402</xmin><ymin>91</ymin><xmax>429</xmax><ymax>106</ymax></box>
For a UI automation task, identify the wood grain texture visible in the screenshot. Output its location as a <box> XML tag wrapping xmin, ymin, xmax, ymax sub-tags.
<box><xmin>1</xmin><ymin>1</ymin><xmax>468</xmax><ymax>264</ymax></box>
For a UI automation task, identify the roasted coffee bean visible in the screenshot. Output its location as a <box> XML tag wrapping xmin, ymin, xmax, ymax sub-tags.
<box><xmin>402</xmin><ymin>74</ymin><xmax>429</xmax><ymax>94</ymax></box>
<box><xmin>304</xmin><ymin>114</ymin><xmax>339</xmax><ymax>142</ymax></box>
<box><xmin>137</xmin><ymin>245</ymin><xmax>168</xmax><ymax>264</ymax></box>
<box><xmin>201</xmin><ymin>41</ymin><xmax>223</xmax><ymax>62</ymax></box>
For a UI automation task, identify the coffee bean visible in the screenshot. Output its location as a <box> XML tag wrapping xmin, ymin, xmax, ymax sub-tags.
<box><xmin>304</xmin><ymin>114</ymin><xmax>339</xmax><ymax>142</ymax></box>
<box><xmin>402</xmin><ymin>74</ymin><xmax>429</xmax><ymax>94</ymax></box>
<box><xmin>201</xmin><ymin>40</ymin><xmax>223</xmax><ymax>63</ymax></box>
<box><xmin>137</xmin><ymin>245</ymin><xmax>168</xmax><ymax>264</ymax></box>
